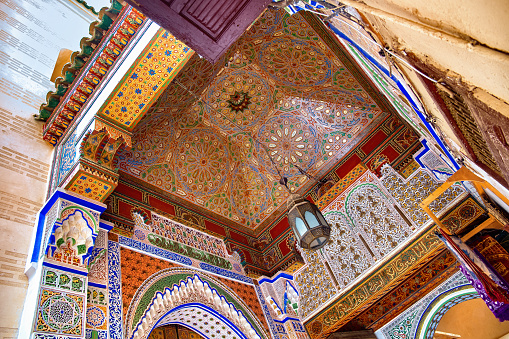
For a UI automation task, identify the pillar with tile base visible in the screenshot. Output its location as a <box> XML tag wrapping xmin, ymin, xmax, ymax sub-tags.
<box><xmin>18</xmin><ymin>189</ymin><xmax>113</xmax><ymax>339</ymax></box>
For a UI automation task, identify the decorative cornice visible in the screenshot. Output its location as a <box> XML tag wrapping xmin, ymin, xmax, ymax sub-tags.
<box><xmin>303</xmin><ymin>224</ymin><xmax>444</xmax><ymax>338</ymax></box>
<box><xmin>39</xmin><ymin>2</ymin><xmax>145</xmax><ymax>146</ymax></box>
<box><xmin>61</xmin><ymin>158</ymin><xmax>120</xmax><ymax>202</ymax></box>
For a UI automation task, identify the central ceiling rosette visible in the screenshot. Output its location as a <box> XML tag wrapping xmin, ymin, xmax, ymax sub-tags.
<box><xmin>205</xmin><ymin>67</ymin><xmax>276</xmax><ymax>132</ymax></box>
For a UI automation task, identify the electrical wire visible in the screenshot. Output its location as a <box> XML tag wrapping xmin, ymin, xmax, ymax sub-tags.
<box><xmin>301</xmin><ymin>8</ymin><xmax>329</xmax><ymax>16</ymax></box>
<box><xmin>331</xmin><ymin>7</ymin><xmax>438</xmax><ymax>83</ymax></box>
<box><xmin>290</xmin><ymin>0</ymin><xmax>439</xmax><ymax>83</ymax></box>
<box><xmin>326</xmin><ymin>17</ymin><xmax>437</xmax><ymax>131</ymax></box>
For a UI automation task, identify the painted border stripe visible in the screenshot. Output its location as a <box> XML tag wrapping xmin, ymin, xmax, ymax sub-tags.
<box><xmin>88</xmin><ymin>281</ymin><xmax>107</xmax><ymax>289</ymax></box>
<box><xmin>259</xmin><ymin>272</ymin><xmax>294</xmax><ymax>284</ymax></box>
<box><xmin>43</xmin><ymin>262</ymin><xmax>88</xmax><ymax>276</ymax></box>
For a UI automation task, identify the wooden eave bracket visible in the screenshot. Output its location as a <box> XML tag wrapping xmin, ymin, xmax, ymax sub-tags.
<box><xmin>419</xmin><ymin>166</ymin><xmax>509</xmax><ymax>240</ymax></box>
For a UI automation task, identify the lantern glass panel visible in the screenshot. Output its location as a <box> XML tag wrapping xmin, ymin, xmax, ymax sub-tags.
<box><xmin>309</xmin><ymin>236</ymin><xmax>328</xmax><ymax>249</ymax></box>
<box><xmin>317</xmin><ymin>210</ymin><xmax>327</xmax><ymax>225</ymax></box>
<box><xmin>305</xmin><ymin>210</ymin><xmax>320</xmax><ymax>228</ymax></box>
<box><xmin>295</xmin><ymin>217</ymin><xmax>307</xmax><ymax>236</ymax></box>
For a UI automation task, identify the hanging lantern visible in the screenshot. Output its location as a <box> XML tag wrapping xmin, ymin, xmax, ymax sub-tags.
<box><xmin>287</xmin><ymin>193</ymin><xmax>331</xmax><ymax>250</ymax></box>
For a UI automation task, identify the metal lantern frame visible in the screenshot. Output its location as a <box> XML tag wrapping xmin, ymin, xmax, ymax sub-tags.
<box><xmin>287</xmin><ymin>193</ymin><xmax>331</xmax><ymax>250</ymax></box>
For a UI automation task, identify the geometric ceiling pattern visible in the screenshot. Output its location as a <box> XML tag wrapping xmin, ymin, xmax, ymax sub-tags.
<box><xmin>116</xmin><ymin>9</ymin><xmax>388</xmax><ymax>231</ymax></box>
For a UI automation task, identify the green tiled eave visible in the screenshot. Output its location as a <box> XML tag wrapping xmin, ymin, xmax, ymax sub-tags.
<box><xmin>35</xmin><ymin>0</ymin><xmax>123</xmax><ymax>122</ymax></box>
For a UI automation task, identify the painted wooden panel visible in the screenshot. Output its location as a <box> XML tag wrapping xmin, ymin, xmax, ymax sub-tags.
<box><xmin>126</xmin><ymin>0</ymin><xmax>271</xmax><ymax>62</ymax></box>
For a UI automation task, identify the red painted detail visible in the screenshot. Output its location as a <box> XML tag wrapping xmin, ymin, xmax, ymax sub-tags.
<box><xmin>242</xmin><ymin>248</ymin><xmax>252</xmax><ymax>263</ymax></box>
<box><xmin>368</xmin><ymin>145</ymin><xmax>400</xmax><ymax>174</ymax></box>
<box><xmin>115</xmin><ymin>182</ymin><xmax>143</xmax><ymax>201</ymax></box>
<box><xmin>278</xmin><ymin>237</ymin><xmax>291</xmax><ymax>256</ymax></box>
<box><xmin>204</xmin><ymin>219</ymin><xmax>226</xmax><ymax>237</ymax></box>
<box><xmin>118</xmin><ymin>200</ymin><xmax>134</xmax><ymax>219</ymax></box>
<box><xmin>149</xmin><ymin>196</ymin><xmax>176</xmax><ymax>215</ymax></box>
<box><xmin>229</xmin><ymin>230</ymin><xmax>248</xmax><ymax>245</ymax></box>
<box><xmin>384</xmin><ymin>145</ymin><xmax>400</xmax><ymax>162</ymax></box>
<box><xmin>132</xmin><ymin>207</ymin><xmax>152</xmax><ymax>222</ymax></box>
<box><xmin>125</xmin><ymin>0</ymin><xmax>271</xmax><ymax>63</ymax></box>
<box><xmin>335</xmin><ymin>154</ymin><xmax>361</xmax><ymax>177</ymax></box>
<box><xmin>361</xmin><ymin>130</ymin><xmax>388</xmax><ymax>155</ymax></box>
<box><xmin>269</xmin><ymin>217</ymin><xmax>290</xmax><ymax>240</ymax></box>
<box><xmin>108</xmin><ymin>233</ymin><xmax>119</xmax><ymax>242</ymax></box>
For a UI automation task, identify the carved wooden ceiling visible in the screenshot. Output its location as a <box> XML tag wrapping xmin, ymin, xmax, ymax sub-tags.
<box><xmin>115</xmin><ymin>9</ymin><xmax>393</xmax><ymax>233</ymax></box>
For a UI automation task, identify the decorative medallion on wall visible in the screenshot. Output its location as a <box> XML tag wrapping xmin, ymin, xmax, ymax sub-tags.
<box><xmin>35</xmin><ymin>289</ymin><xmax>84</xmax><ymax>335</ymax></box>
<box><xmin>228</xmin><ymin>91</ymin><xmax>251</xmax><ymax>113</ymax></box>
<box><xmin>86</xmin><ymin>305</ymin><xmax>107</xmax><ymax>330</ymax></box>
<box><xmin>205</xmin><ymin>67</ymin><xmax>274</xmax><ymax>131</ymax></box>
<box><xmin>259</xmin><ymin>38</ymin><xmax>332</xmax><ymax>87</ymax></box>
<box><xmin>256</xmin><ymin>112</ymin><xmax>320</xmax><ymax>178</ymax></box>
<box><xmin>175</xmin><ymin>128</ymin><xmax>230</xmax><ymax>196</ymax></box>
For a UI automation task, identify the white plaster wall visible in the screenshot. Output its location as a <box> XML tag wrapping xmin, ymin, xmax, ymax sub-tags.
<box><xmin>343</xmin><ymin>0</ymin><xmax>509</xmax><ymax>107</ymax></box>
<box><xmin>0</xmin><ymin>0</ymin><xmax>106</xmax><ymax>336</ymax></box>
<box><xmin>341</xmin><ymin>0</ymin><xmax>509</xmax><ymax>191</ymax></box>
<box><xmin>361</xmin><ymin>0</ymin><xmax>509</xmax><ymax>53</ymax></box>
<box><xmin>372</xmin><ymin>16</ymin><xmax>509</xmax><ymax>104</ymax></box>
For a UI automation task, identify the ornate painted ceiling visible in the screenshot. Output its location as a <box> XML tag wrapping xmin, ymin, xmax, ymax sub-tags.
<box><xmin>115</xmin><ymin>10</ymin><xmax>391</xmax><ymax>232</ymax></box>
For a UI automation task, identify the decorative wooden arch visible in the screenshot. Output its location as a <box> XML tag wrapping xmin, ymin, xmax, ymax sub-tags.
<box><xmin>420</xmin><ymin>166</ymin><xmax>509</xmax><ymax>240</ymax></box>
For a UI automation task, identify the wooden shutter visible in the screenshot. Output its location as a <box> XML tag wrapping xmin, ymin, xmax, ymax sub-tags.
<box><xmin>126</xmin><ymin>0</ymin><xmax>271</xmax><ymax>63</ymax></box>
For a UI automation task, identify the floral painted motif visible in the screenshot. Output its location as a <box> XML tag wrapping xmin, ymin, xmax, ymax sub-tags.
<box><xmin>86</xmin><ymin>305</ymin><xmax>107</xmax><ymax>329</ymax></box>
<box><xmin>256</xmin><ymin>113</ymin><xmax>320</xmax><ymax>178</ymax></box>
<box><xmin>259</xmin><ymin>38</ymin><xmax>332</xmax><ymax>87</ymax></box>
<box><xmin>205</xmin><ymin>68</ymin><xmax>274</xmax><ymax>131</ymax></box>
<box><xmin>175</xmin><ymin>128</ymin><xmax>230</xmax><ymax>197</ymax></box>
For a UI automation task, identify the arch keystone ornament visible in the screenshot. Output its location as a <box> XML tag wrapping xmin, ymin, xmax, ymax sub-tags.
<box><xmin>127</xmin><ymin>270</ymin><xmax>267</xmax><ymax>339</ymax></box>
